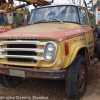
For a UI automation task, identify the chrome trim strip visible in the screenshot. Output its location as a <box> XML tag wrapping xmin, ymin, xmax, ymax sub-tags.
<box><xmin>0</xmin><ymin>48</ymin><xmax>44</xmax><ymax>53</ymax></box>
<box><xmin>4</xmin><ymin>55</ymin><xmax>44</xmax><ymax>60</ymax></box>
<box><xmin>0</xmin><ymin>41</ymin><xmax>47</xmax><ymax>45</ymax></box>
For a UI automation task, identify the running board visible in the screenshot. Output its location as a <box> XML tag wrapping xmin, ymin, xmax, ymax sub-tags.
<box><xmin>90</xmin><ymin>58</ymin><xmax>99</xmax><ymax>67</ymax></box>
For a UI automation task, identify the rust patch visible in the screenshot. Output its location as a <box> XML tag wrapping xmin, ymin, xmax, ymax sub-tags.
<box><xmin>0</xmin><ymin>66</ymin><xmax>66</xmax><ymax>79</ymax></box>
<box><xmin>0</xmin><ymin>28</ymin><xmax>12</xmax><ymax>33</ymax></box>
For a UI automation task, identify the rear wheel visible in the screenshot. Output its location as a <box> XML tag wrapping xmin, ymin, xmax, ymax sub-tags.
<box><xmin>0</xmin><ymin>74</ymin><xmax>22</xmax><ymax>88</ymax></box>
<box><xmin>65</xmin><ymin>55</ymin><xmax>87</xmax><ymax>99</ymax></box>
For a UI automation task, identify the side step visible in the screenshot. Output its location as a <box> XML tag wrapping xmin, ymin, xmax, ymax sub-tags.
<box><xmin>90</xmin><ymin>57</ymin><xmax>99</xmax><ymax>67</ymax></box>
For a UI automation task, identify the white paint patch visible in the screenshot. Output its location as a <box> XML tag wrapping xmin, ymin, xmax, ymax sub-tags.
<box><xmin>65</xmin><ymin>29</ymin><xmax>88</xmax><ymax>37</ymax></box>
<box><xmin>59</xmin><ymin>39</ymin><xmax>63</xmax><ymax>41</ymax></box>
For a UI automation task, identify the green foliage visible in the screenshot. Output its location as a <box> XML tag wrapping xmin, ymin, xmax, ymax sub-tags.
<box><xmin>87</xmin><ymin>1</ymin><xmax>100</xmax><ymax>26</ymax></box>
<box><xmin>13</xmin><ymin>7</ymin><xmax>30</xmax><ymax>27</ymax></box>
<box><xmin>13</xmin><ymin>14</ymin><xmax>22</xmax><ymax>25</ymax></box>
<box><xmin>90</xmin><ymin>18</ymin><xmax>95</xmax><ymax>26</ymax></box>
<box><xmin>88</xmin><ymin>12</ymin><xmax>95</xmax><ymax>26</ymax></box>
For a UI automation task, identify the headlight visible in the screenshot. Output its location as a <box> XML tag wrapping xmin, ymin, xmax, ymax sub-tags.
<box><xmin>44</xmin><ymin>41</ymin><xmax>57</xmax><ymax>61</ymax></box>
<box><xmin>46</xmin><ymin>52</ymin><xmax>53</xmax><ymax>60</ymax></box>
<box><xmin>47</xmin><ymin>43</ymin><xmax>55</xmax><ymax>51</ymax></box>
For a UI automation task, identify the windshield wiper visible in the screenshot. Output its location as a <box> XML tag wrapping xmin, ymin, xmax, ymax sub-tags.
<box><xmin>49</xmin><ymin>18</ymin><xmax>64</xmax><ymax>24</ymax></box>
<box><xmin>29</xmin><ymin>18</ymin><xmax>64</xmax><ymax>25</ymax></box>
<box><xmin>31</xmin><ymin>19</ymin><xmax>47</xmax><ymax>25</ymax></box>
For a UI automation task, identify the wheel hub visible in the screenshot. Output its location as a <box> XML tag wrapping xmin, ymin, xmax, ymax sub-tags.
<box><xmin>77</xmin><ymin>65</ymin><xmax>86</xmax><ymax>91</ymax></box>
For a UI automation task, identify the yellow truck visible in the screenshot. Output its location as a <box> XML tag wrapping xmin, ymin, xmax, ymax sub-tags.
<box><xmin>0</xmin><ymin>4</ymin><xmax>99</xmax><ymax>99</ymax></box>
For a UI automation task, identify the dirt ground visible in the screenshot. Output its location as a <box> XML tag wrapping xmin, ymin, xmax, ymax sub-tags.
<box><xmin>0</xmin><ymin>62</ymin><xmax>100</xmax><ymax>100</ymax></box>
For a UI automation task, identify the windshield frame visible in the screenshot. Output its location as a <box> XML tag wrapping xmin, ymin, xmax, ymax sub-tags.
<box><xmin>29</xmin><ymin>5</ymin><xmax>81</xmax><ymax>25</ymax></box>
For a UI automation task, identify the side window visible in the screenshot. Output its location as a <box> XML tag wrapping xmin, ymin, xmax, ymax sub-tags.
<box><xmin>79</xmin><ymin>9</ymin><xmax>89</xmax><ymax>25</ymax></box>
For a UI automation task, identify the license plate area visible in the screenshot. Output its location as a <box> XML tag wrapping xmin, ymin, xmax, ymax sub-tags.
<box><xmin>9</xmin><ymin>69</ymin><xmax>25</xmax><ymax>77</ymax></box>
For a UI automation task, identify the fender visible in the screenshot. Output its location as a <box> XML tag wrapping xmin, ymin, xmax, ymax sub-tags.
<box><xmin>63</xmin><ymin>41</ymin><xmax>90</xmax><ymax>69</ymax></box>
<box><xmin>69</xmin><ymin>45</ymin><xmax>90</xmax><ymax>66</ymax></box>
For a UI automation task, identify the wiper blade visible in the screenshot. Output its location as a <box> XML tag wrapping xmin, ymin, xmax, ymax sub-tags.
<box><xmin>29</xmin><ymin>18</ymin><xmax>64</xmax><ymax>25</ymax></box>
<box><xmin>31</xmin><ymin>19</ymin><xmax>47</xmax><ymax>24</ymax></box>
<box><xmin>49</xmin><ymin>18</ymin><xmax>64</xmax><ymax>24</ymax></box>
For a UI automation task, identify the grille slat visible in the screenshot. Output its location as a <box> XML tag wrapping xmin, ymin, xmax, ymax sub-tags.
<box><xmin>0</xmin><ymin>41</ymin><xmax>47</xmax><ymax>45</ymax></box>
<box><xmin>0</xmin><ymin>48</ymin><xmax>44</xmax><ymax>53</ymax></box>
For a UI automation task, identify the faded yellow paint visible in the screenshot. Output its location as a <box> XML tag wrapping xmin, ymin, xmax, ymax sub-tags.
<box><xmin>3</xmin><ymin>23</ymin><xmax>81</xmax><ymax>33</ymax></box>
<box><xmin>0</xmin><ymin>26</ymin><xmax>93</xmax><ymax>70</ymax></box>
<box><xmin>0</xmin><ymin>33</ymin><xmax>91</xmax><ymax>70</ymax></box>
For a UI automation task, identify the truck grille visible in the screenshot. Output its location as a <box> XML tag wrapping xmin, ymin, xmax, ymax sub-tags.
<box><xmin>0</xmin><ymin>40</ymin><xmax>47</xmax><ymax>63</ymax></box>
<box><xmin>7</xmin><ymin>44</ymin><xmax>37</xmax><ymax>62</ymax></box>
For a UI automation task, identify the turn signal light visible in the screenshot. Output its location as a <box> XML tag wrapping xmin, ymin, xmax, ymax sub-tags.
<box><xmin>98</xmin><ymin>8</ymin><xmax>100</xmax><ymax>11</ymax></box>
<box><xmin>65</xmin><ymin>42</ymin><xmax>69</xmax><ymax>55</ymax></box>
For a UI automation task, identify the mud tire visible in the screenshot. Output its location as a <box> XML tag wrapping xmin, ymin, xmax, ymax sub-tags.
<box><xmin>65</xmin><ymin>55</ymin><xmax>87</xmax><ymax>99</ymax></box>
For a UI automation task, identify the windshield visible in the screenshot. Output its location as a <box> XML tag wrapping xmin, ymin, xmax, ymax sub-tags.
<box><xmin>29</xmin><ymin>5</ymin><xmax>80</xmax><ymax>24</ymax></box>
<box><xmin>0</xmin><ymin>14</ymin><xmax>8</xmax><ymax>26</ymax></box>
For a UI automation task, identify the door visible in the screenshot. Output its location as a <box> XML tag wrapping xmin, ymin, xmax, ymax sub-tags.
<box><xmin>79</xmin><ymin>8</ymin><xmax>94</xmax><ymax>55</ymax></box>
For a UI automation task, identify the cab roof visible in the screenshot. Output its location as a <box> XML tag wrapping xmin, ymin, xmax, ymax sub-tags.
<box><xmin>36</xmin><ymin>4</ymin><xmax>86</xmax><ymax>9</ymax></box>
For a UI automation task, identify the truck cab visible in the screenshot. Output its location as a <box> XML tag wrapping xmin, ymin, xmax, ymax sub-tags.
<box><xmin>0</xmin><ymin>4</ymin><xmax>98</xmax><ymax>99</ymax></box>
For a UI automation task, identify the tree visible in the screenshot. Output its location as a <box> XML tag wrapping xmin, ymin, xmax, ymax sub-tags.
<box><xmin>88</xmin><ymin>12</ymin><xmax>95</xmax><ymax>26</ymax></box>
<box><xmin>87</xmin><ymin>0</ymin><xmax>100</xmax><ymax>26</ymax></box>
<box><xmin>13</xmin><ymin>7</ymin><xmax>30</xmax><ymax>27</ymax></box>
<box><xmin>13</xmin><ymin>13</ymin><xmax>23</xmax><ymax>27</ymax></box>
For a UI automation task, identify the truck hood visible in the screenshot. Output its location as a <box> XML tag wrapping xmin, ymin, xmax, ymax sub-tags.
<box><xmin>0</xmin><ymin>23</ymin><xmax>91</xmax><ymax>41</ymax></box>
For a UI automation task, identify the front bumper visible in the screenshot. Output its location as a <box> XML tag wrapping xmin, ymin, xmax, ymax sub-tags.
<box><xmin>0</xmin><ymin>66</ymin><xmax>66</xmax><ymax>80</ymax></box>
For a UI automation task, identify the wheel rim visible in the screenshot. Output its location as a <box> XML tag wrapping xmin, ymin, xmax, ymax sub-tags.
<box><xmin>77</xmin><ymin>65</ymin><xmax>86</xmax><ymax>91</ymax></box>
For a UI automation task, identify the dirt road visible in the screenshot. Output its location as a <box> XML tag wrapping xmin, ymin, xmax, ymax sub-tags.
<box><xmin>0</xmin><ymin>62</ymin><xmax>100</xmax><ymax>100</ymax></box>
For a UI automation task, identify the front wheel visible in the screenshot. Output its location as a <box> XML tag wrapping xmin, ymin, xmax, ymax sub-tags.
<box><xmin>65</xmin><ymin>55</ymin><xmax>87</xmax><ymax>99</ymax></box>
<box><xmin>0</xmin><ymin>74</ymin><xmax>22</xmax><ymax>88</ymax></box>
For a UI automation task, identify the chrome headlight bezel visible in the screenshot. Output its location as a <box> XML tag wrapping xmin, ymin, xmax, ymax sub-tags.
<box><xmin>44</xmin><ymin>41</ymin><xmax>57</xmax><ymax>62</ymax></box>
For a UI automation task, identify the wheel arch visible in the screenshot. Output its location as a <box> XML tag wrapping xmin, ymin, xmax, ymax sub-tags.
<box><xmin>69</xmin><ymin>46</ymin><xmax>90</xmax><ymax>67</ymax></box>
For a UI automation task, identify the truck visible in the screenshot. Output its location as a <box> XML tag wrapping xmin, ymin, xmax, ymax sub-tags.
<box><xmin>0</xmin><ymin>3</ymin><xmax>99</xmax><ymax>100</ymax></box>
<box><xmin>96</xmin><ymin>6</ymin><xmax>100</xmax><ymax>25</ymax></box>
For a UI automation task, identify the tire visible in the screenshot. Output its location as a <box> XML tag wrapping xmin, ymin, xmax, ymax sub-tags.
<box><xmin>0</xmin><ymin>74</ymin><xmax>22</xmax><ymax>88</ymax></box>
<box><xmin>65</xmin><ymin>55</ymin><xmax>87</xmax><ymax>99</ymax></box>
<box><xmin>97</xmin><ymin>41</ymin><xmax>100</xmax><ymax>60</ymax></box>
<box><xmin>98</xmin><ymin>28</ymin><xmax>100</xmax><ymax>38</ymax></box>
